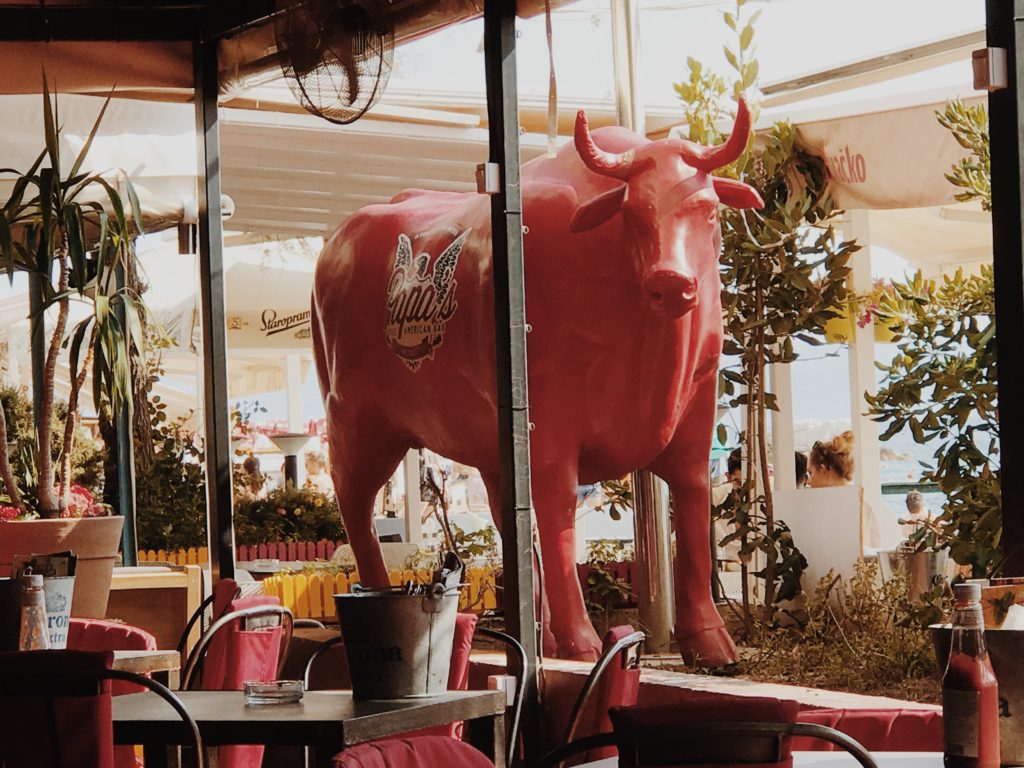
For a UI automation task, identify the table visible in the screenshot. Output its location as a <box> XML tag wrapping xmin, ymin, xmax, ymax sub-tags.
<box><xmin>112</xmin><ymin>649</ymin><xmax>181</xmax><ymax>688</ymax></box>
<box><xmin>579</xmin><ymin>753</ymin><xmax>942</xmax><ymax>768</ymax></box>
<box><xmin>113</xmin><ymin>688</ymin><xmax>507</xmax><ymax>767</ymax></box>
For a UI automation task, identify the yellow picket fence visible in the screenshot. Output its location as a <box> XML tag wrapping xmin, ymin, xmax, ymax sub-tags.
<box><xmin>137</xmin><ymin>547</ymin><xmax>209</xmax><ymax>566</ymax></box>
<box><xmin>262</xmin><ymin>568</ymin><xmax>500</xmax><ymax>621</ymax></box>
<box><xmin>136</xmin><ymin>548</ymin><xmax>500</xmax><ymax>620</ymax></box>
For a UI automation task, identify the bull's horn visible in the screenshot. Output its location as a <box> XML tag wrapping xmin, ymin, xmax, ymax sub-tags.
<box><xmin>678</xmin><ymin>96</ymin><xmax>752</xmax><ymax>173</ymax></box>
<box><xmin>574</xmin><ymin>110</ymin><xmax>647</xmax><ymax>181</ymax></box>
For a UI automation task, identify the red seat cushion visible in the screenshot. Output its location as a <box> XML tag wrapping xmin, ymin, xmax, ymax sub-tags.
<box><xmin>571</xmin><ymin>624</ymin><xmax>642</xmax><ymax>761</ymax></box>
<box><xmin>796</xmin><ymin>708</ymin><xmax>942</xmax><ymax>752</ymax></box>
<box><xmin>609</xmin><ymin>696</ymin><xmax>801</xmax><ymax>768</ymax></box>
<box><xmin>0</xmin><ymin>650</ymin><xmax>116</xmax><ymax>768</ymax></box>
<box><xmin>404</xmin><ymin>612</ymin><xmax>478</xmax><ymax>740</ymax></box>
<box><xmin>331</xmin><ymin>735</ymin><xmax>495</xmax><ymax>768</ymax></box>
<box><xmin>202</xmin><ymin>583</ymin><xmax>284</xmax><ymax>768</ymax></box>
<box><xmin>68</xmin><ymin>618</ymin><xmax>159</xmax><ymax>768</ymax></box>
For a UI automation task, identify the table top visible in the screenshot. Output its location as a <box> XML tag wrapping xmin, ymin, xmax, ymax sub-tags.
<box><xmin>579</xmin><ymin>753</ymin><xmax>942</xmax><ymax>768</ymax></box>
<box><xmin>112</xmin><ymin>689</ymin><xmax>505</xmax><ymax>747</ymax></box>
<box><xmin>111</xmin><ymin>650</ymin><xmax>181</xmax><ymax>675</ymax></box>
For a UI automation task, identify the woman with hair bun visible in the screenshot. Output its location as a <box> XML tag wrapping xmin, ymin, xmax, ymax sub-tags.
<box><xmin>808</xmin><ymin>431</ymin><xmax>855</xmax><ymax>488</ymax></box>
<box><xmin>808</xmin><ymin>430</ymin><xmax>886</xmax><ymax>548</ymax></box>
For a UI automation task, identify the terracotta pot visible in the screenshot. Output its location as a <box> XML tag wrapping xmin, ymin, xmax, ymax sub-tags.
<box><xmin>0</xmin><ymin>516</ymin><xmax>123</xmax><ymax>617</ymax></box>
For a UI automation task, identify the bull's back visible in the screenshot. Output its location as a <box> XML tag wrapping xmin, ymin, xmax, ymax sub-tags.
<box><xmin>312</xmin><ymin>191</ymin><xmax>503</xmax><ymax>462</ymax></box>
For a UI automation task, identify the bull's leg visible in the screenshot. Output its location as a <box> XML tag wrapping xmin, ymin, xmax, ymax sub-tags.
<box><xmin>533</xmin><ymin>466</ymin><xmax>601</xmax><ymax>661</ymax></box>
<box><xmin>327</xmin><ymin>403</ymin><xmax>409</xmax><ymax>588</ymax></box>
<box><xmin>481</xmin><ymin>472</ymin><xmax>558</xmax><ymax>656</ymax></box>
<box><xmin>648</xmin><ymin>377</ymin><xmax>737</xmax><ymax>667</ymax></box>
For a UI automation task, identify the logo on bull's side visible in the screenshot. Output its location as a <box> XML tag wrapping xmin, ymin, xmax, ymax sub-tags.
<box><xmin>385</xmin><ymin>230</ymin><xmax>469</xmax><ymax>371</ymax></box>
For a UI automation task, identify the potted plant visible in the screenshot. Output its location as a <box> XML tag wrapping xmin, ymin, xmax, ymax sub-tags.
<box><xmin>0</xmin><ymin>80</ymin><xmax>145</xmax><ymax>617</ymax></box>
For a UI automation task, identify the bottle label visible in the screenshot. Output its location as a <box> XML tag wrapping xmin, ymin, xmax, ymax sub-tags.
<box><xmin>944</xmin><ymin>689</ymin><xmax>980</xmax><ymax>758</ymax></box>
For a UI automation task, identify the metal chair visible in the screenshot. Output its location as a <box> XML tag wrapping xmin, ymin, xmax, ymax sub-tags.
<box><xmin>0</xmin><ymin>650</ymin><xmax>206</xmax><ymax>768</ymax></box>
<box><xmin>181</xmin><ymin>603</ymin><xmax>294</xmax><ymax>690</ymax></box>
<box><xmin>475</xmin><ymin>626</ymin><xmax>528</xmax><ymax>768</ymax></box>
<box><xmin>532</xmin><ymin>720</ymin><xmax>879</xmax><ymax>768</ymax></box>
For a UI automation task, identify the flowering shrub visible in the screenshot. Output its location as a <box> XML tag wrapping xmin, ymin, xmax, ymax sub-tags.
<box><xmin>0</xmin><ymin>505</ymin><xmax>20</xmax><ymax>521</ymax></box>
<box><xmin>234</xmin><ymin>484</ymin><xmax>345</xmax><ymax>546</ymax></box>
<box><xmin>61</xmin><ymin>485</ymin><xmax>110</xmax><ymax>518</ymax></box>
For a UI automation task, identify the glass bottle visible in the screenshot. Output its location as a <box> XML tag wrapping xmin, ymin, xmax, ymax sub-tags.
<box><xmin>943</xmin><ymin>582</ymin><xmax>999</xmax><ymax>768</ymax></box>
<box><xmin>18</xmin><ymin>574</ymin><xmax>50</xmax><ymax>651</ymax></box>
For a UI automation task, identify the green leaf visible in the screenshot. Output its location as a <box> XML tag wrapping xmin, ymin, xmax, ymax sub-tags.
<box><xmin>69</xmin><ymin>89</ymin><xmax>113</xmax><ymax>181</ymax></box>
<box><xmin>41</xmin><ymin>74</ymin><xmax>60</xmax><ymax>175</ymax></box>
<box><xmin>740</xmin><ymin>24</ymin><xmax>754</xmax><ymax>51</ymax></box>
<box><xmin>723</xmin><ymin>46</ymin><xmax>739</xmax><ymax>72</ymax></box>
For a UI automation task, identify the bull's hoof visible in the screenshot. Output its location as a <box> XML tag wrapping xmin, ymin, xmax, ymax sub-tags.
<box><xmin>676</xmin><ymin>624</ymin><xmax>737</xmax><ymax>668</ymax></box>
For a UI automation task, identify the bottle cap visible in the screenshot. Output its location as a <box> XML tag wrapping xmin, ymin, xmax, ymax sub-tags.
<box><xmin>954</xmin><ymin>582</ymin><xmax>982</xmax><ymax>602</ymax></box>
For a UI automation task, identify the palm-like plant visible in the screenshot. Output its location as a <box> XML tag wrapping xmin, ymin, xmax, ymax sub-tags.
<box><xmin>0</xmin><ymin>78</ymin><xmax>145</xmax><ymax>518</ymax></box>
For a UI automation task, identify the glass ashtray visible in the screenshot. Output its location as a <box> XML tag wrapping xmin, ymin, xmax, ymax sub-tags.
<box><xmin>244</xmin><ymin>680</ymin><xmax>304</xmax><ymax>706</ymax></box>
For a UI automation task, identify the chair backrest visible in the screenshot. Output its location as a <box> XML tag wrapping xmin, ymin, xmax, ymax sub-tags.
<box><xmin>795</xmin><ymin>708</ymin><xmax>942</xmax><ymax>752</ymax></box>
<box><xmin>563</xmin><ymin>625</ymin><xmax>644</xmax><ymax>749</ymax></box>
<box><xmin>182</xmin><ymin>599</ymin><xmax>294</xmax><ymax>691</ymax></box>
<box><xmin>532</xmin><ymin>701</ymin><xmax>878</xmax><ymax>768</ymax></box>
<box><xmin>331</xmin><ymin>735</ymin><xmax>495</xmax><ymax>768</ymax></box>
<box><xmin>69</xmin><ymin>618</ymin><xmax>158</xmax><ymax>653</ymax></box>
<box><xmin>0</xmin><ymin>650</ymin><xmax>205</xmax><ymax>768</ymax></box>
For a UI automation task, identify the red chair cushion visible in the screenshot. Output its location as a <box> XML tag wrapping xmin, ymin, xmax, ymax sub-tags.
<box><xmin>331</xmin><ymin>735</ymin><xmax>495</xmax><ymax>768</ymax></box>
<box><xmin>202</xmin><ymin>589</ymin><xmax>284</xmax><ymax>768</ymax></box>
<box><xmin>402</xmin><ymin>612</ymin><xmax>478</xmax><ymax>741</ymax></box>
<box><xmin>609</xmin><ymin>696</ymin><xmax>802</xmax><ymax>768</ymax></box>
<box><xmin>0</xmin><ymin>650</ymin><xmax>116</xmax><ymax>768</ymax></box>
<box><xmin>68</xmin><ymin>618</ymin><xmax>158</xmax><ymax>768</ymax></box>
<box><xmin>795</xmin><ymin>708</ymin><xmax>942</xmax><ymax>752</ymax></box>
<box><xmin>572</xmin><ymin>624</ymin><xmax>642</xmax><ymax>760</ymax></box>
<box><xmin>69</xmin><ymin>618</ymin><xmax>158</xmax><ymax>653</ymax></box>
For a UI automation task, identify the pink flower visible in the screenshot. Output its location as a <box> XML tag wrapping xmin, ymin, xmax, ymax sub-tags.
<box><xmin>0</xmin><ymin>505</ymin><xmax>20</xmax><ymax>522</ymax></box>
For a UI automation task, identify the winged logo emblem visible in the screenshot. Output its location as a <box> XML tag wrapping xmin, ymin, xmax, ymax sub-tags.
<box><xmin>385</xmin><ymin>229</ymin><xmax>470</xmax><ymax>371</ymax></box>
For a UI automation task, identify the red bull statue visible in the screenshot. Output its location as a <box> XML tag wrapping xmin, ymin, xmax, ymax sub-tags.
<box><xmin>312</xmin><ymin>99</ymin><xmax>764</xmax><ymax>664</ymax></box>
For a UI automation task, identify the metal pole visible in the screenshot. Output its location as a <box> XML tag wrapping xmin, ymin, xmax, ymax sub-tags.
<box><xmin>612</xmin><ymin>0</ymin><xmax>675</xmax><ymax>652</ymax></box>
<box><xmin>194</xmin><ymin>39</ymin><xmax>236</xmax><ymax>582</ymax></box>
<box><xmin>403</xmin><ymin>450</ymin><xmax>422</xmax><ymax>543</ymax></box>
<box><xmin>611</xmin><ymin>0</ymin><xmax>644</xmax><ymax>133</ymax></box>
<box><xmin>115</xmin><ymin>263</ymin><xmax>138</xmax><ymax>564</ymax></box>
<box><xmin>483</xmin><ymin>0</ymin><xmax>539</xmax><ymax>760</ymax></box>
<box><xmin>986</xmin><ymin>0</ymin><xmax>1024</xmax><ymax>575</ymax></box>
<box><xmin>631</xmin><ymin>470</ymin><xmax>674</xmax><ymax>653</ymax></box>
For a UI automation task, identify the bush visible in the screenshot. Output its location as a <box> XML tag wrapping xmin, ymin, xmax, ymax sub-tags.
<box><xmin>727</xmin><ymin>562</ymin><xmax>942</xmax><ymax>699</ymax></box>
<box><xmin>134</xmin><ymin>407</ymin><xmax>207</xmax><ymax>552</ymax></box>
<box><xmin>234</xmin><ymin>484</ymin><xmax>345</xmax><ymax>546</ymax></box>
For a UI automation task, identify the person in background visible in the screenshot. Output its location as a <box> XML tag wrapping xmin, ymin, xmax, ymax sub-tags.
<box><xmin>809</xmin><ymin>431</ymin><xmax>885</xmax><ymax>549</ymax></box>
<box><xmin>902</xmin><ymin>490</ymin><xmax>931</xmax><ymax>538</ymax></box>
<box><xmin>304</xmin><ymin>451</ymin><xmax>335</xmax><ymax>496</ymax></box>
<box><xmin>808</xmin><ymin>432</ymin><xmax>854</xmax><ymax>488</ymax></box>
<box><xmin>238</xmin><ymin>452</ymin><xmax>267</xmax><ymax>499</ymax></box>
<box><xmin>795</xmin><ymin>451</ymin><xmax>809</xmax><ymax>488</ymax></box>
<box><xmin>727</xmin><ymin>448</ymin><xmax>743</xmax><ymax>489</ymax></box>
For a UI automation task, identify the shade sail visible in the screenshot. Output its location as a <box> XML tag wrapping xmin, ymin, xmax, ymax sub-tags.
<box><xmin>0</xmin><ymin>94</ymin><xmax>197</xmax><ymax>231</ymax></box>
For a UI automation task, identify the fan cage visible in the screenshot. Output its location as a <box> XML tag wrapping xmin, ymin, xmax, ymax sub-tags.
<box><xmin>275</xmin><ymin>0</ymin><xmax>395</xmax><ymax>125</ymax></box>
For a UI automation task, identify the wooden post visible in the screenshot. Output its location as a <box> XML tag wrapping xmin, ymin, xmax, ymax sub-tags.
<box><xmin>194</xmin><ymin>39</ymin><xmax>236</xmax><ymax>582</ymax></box>
<box><xmin>484</xmin><ymin>0</ymin><xmax>539</xmax><ymax>759</ymax></box>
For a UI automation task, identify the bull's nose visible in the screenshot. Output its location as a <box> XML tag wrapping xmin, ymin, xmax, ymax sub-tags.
<box><xmin>644</xmin><ymin>270</ymin><xmax>698</xmax><ymax>316</ymax></box>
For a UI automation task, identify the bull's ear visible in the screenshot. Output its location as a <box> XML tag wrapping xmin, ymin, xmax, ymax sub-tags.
<box><xmin>570</xmin><ymin>184</ymin><xmax>627</xmax><ymax>233</ymax></box>
<box><xmin>713</xmin><ymin>177</ymin><xmax>764</xmax><ymax>209</ymax></box>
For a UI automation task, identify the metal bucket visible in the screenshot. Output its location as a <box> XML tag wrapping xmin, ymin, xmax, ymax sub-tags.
<box><xmin>932</xmin><ymin>625</ymin><xmax>1024</xmax><ymax>765</ymax></box>
<box><xmin>334</xmin><ymin>587</ymin><xmax>459</xmax><ymax>700</ymax></box>
<box><xmin>878</xmin><ymin>550</ymin><xmax>951</xmax><ymax>600</ymax></box>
